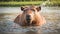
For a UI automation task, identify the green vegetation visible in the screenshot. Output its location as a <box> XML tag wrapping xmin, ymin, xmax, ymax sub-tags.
<box><xmin>0</xmin><ymin>1</ymin><xmax>43</xmax><ymax>7</ymax></box>
<box><xmin>0</xmin><ymin>0</ymin><xmax>46</xmax><ymax>2</ymax></box>
<box><xmin>43</xmin><ymin>1</ymin><xmax>60</xmax><ymax>6</ymax></box>
<box><xmin>0</xmin><ymin>0</ymin><xmax>60</xmax><ymax>7</ymax></box>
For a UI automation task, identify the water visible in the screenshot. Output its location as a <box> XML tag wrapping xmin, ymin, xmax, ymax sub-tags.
<box><xmin>0</xmin><ymin>7</ymin><xmax>60</xmax><ymax>34</ymax></box>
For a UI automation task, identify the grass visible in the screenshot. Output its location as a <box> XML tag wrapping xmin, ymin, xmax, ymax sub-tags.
<box><xmin>0</xmin><ymin>1</ymin><xmax>43</xmax><ymax>7</ymax></box>
<box><xmin>43</xmin><ymin>1</ymin><xmax>60</xmax><ymax>6</ymax></box>
<box><xmin>0</xmin><ymin>1</ymin><xmax>60</xmax><ymax>7</ymax></box>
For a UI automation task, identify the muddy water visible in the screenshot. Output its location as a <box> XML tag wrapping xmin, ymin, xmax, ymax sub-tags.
<box><xmin>0</xmin><ymin>7</ymin><xmax>60</xmax><ymax>34</ymax></box>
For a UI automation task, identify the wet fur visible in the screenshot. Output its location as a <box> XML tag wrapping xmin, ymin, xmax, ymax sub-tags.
<box><xmin>14</xmin><ymin>6</ymin><xmax>46</xmax><ymax>26</ymax></box>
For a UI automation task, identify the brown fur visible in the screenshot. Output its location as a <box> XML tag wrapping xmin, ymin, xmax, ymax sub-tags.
<box><xmin>14</xmin><ymin>6</ymin><xmax>46</xmax><ymax>26</ymax></box>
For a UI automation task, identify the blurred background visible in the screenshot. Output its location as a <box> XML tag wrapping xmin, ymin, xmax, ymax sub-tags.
<box><xmin>0</xmin><ymin>0</ymin><xmax>60</xmax><ymax>34</ymax></box>
<box><xmin>0</xmin><ymin>0</ymin><xmax>60</xmax><ymax>7</ymax></box>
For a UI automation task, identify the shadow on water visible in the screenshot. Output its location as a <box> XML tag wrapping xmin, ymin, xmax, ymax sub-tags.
<box><xmin>0</xmin><ymin>7</ymin><xmax>60</xmax><ymax>34</ymax></box>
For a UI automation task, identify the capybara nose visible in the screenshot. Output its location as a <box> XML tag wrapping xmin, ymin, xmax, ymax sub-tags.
<box><xmin>26</xmin><ymin>15</ymin><xmax>31</xmax><ymax>20</ymax></box>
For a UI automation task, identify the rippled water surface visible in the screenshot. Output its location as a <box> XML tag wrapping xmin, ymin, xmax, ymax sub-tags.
<box><xmin>0</xmin><ymin>7</ymin><xmax>60</xmax><ymax>34</ymax></box>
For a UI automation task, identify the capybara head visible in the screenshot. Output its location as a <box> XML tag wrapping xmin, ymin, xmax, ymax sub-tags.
<box><xmin>21</xmin><ymin>6</ymin><xmax>41</xmax><ymax>26</ymax></box>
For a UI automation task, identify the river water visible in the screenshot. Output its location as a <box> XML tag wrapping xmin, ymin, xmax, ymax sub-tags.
<box><xmin>0</xmin><ymin>7</ymin><xmax>60</xmax><ymax>34</ymax></box>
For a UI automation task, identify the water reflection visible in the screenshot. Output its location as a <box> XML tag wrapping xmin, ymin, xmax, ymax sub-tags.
<box><xmin>0</xmin><ymin>7</ymin><xmax>60</xmax><ymax>34</ymax></box>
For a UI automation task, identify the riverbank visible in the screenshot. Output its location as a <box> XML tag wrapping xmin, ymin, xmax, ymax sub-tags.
<box><xmin>42</xmin><ymin>1</ymin><xmax>60</xmax><ymax>7</ymax></box>
<box><xmin>0</xmin><ymin>1</ymin><xmax>60</xmax><ymax>7</ymax></box>
<box><xmin>0</xmin><ymin>1</ymin><xmax>43</xmax><ymax>7</ymax></box>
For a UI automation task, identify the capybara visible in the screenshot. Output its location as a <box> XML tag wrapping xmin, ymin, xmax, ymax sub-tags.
<box><xmin>14</xmin><ymin>6</ymin><xmax>46</xmax><ymax>26</ymax></box>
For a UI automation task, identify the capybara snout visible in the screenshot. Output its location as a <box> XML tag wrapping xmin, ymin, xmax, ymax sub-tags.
<box><xmin>26</xmin><ymin>15</ymin><xmax>31</xmax><ymax>20</ymax></box>
<box><xmin>14</xmin><ymin>5</ymin><xmax>46</xmax><ymax>26</ymax></box>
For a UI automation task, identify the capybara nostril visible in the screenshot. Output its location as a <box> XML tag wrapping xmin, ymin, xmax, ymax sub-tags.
<box><xmin>26</xmin><ymin>15</ymin><xmax>31</xmax><ymax>20</ymax></box>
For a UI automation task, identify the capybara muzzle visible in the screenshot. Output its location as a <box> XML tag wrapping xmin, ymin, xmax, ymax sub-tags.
<box><xmin>26</xmin><ymin>15</ymin><xmax>31</xmax><ymax>26</ymax></box>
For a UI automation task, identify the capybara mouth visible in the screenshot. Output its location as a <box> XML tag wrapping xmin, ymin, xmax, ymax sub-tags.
<box><xmin>26</xmin><ymin>20</ymin><xmax>31</xmax><ymax>26</ymax></box>
<box><xmin>26</xmin><ymin>19</ymin><xmax>31</xmax><ymax>21</ymax></box>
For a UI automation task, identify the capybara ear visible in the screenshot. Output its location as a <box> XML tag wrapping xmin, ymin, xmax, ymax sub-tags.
<box><xmin>36</xmin><ymin>6</ymin><xmax>41</xmax><ymax>12</ymax></box>
<box><xmin>21</xmin><ymin>6</ymin><xmax>25</xmax><ymax>11</ymax></box>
